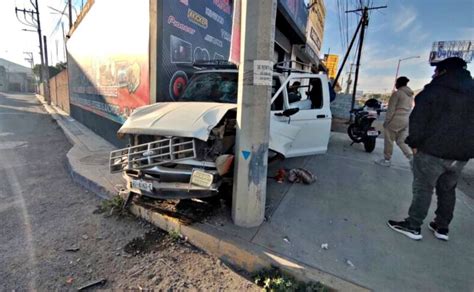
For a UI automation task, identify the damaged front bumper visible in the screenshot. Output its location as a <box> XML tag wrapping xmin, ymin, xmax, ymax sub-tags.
<box><xmin>109</xmin><ymin>137</ymin><xmax>227</xmax><ymax>199</ymax></box>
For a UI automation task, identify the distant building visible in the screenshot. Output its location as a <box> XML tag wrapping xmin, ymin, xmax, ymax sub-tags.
<box><xmin>306</xmin><ymin>0</ymin><xmax>326</xmax><ymax>57</ymax></box>
<box><xmin>0</xmin><ymin>58</ymin><xmax>35</xmax><ymax>92</ymax></box>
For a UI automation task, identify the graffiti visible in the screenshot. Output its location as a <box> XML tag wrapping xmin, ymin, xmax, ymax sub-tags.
<box><xmin>168</xmin><ymin>15</ymin><xmax>196</xmax><ymax>35</ymax></box>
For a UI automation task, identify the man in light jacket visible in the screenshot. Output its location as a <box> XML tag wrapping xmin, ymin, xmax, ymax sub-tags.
<box><xmin>376</xmin><ymin>76</ymin><xmax>414</xmax><ymax>167</ymax></box>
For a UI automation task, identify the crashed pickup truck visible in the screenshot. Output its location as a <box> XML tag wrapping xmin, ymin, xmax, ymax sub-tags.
<box><xmin>109</xmin><ymin>65</ymin><xmax>332</xmax><ymax>199</ymax></box>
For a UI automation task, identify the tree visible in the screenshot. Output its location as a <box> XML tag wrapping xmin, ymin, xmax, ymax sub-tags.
<box><xmin>32</xmin><ymin>62</ymin><xmax>67</xmax><ymax>80</ymax></box>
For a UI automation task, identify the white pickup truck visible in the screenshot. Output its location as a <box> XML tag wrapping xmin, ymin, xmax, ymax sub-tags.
<box><xmin>109</xmin><ymin>64</ymin><xmax>332</xmax><ymax>199</ymax></box>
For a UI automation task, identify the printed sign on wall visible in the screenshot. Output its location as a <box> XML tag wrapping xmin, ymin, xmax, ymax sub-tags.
<box><xmin>159</xmin><ymin>0</ymin><xmax>234</xmax><ymax>101</ymax></box>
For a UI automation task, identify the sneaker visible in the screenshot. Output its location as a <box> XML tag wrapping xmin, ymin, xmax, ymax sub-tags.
<box><xmin>375</xmin><ymin>159</ymin><xmax>391</xmax><ymax>167</ymax></box>
<box><xmin>428</xmin><ymin>222</ymin><xmax>449</xmax><ymax>241</ymax></box>
<box><xmin>387</xmin><ymin>220</ymin><xmax>422</xmax><ymax>240</ymax></box>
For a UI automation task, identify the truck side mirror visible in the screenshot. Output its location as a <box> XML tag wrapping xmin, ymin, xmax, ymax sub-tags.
<box><xmin>275</xmin><ymin>108</ymin><xmax>299</xmax><ymax>124</ymax></box>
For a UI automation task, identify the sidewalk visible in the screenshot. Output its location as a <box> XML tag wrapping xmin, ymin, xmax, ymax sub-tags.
<box><xmin>38</xmin><ymin>96</ymin><xmax>474</xmax><ymax>291</ymax></box>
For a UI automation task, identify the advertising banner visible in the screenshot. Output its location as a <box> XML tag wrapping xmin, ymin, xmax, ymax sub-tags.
<box><xmin>278</xmin><ymin>0</ymin><xmax>308</xmax><ymax>37</ymax></box>
<box><xmin>159</xmin><ymin>0</ymin><xmax>234</xmax><ymax>101</ymax></box>
<box><xmin>67</xmin><ymin>1</ymin><xmax>150</xmax><ymax>124</ymax></box>
<box><xmin>323</xmin><ymin>54</ymin><xmax>339</xmax><ymax>79</ymax></box>
<box><xmin>429</xmin><ymin>40</ymin><xmax>473</xmax><ymax>64</ymax></box>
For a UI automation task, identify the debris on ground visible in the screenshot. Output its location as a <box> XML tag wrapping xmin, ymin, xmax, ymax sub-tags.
<box><xmin>345</xmin><ymin>259</ymin><xmax>355</xmax><ymax>268</ymax></box>
<box><xmin>283</xmin><ymin>236</ymin><xmax>291</xmax><ymax>244</ymax></box>
<box><xmin>81</xmin><ymin>235</ymin><xmax>89</xmax><ymax>240</ymax></box>
<box><xmin>65</xmin><ymin>246</ymin><xmax>80</xmax><ymax>252</ymax></box>
<box><xmin>253</xmin><ymin>267</ymin><xmax>328</xmax><ymax>292</ymax></box>
<box><xmin>287</xmin><ymin>168</ymin><xmax>317</xmax><ymax>184</ymax></box>
<box><xmin>66</xmin><ymin>276</ymin><xmax>74</xmax><ymax>285</ymax></box>
<box><xmin>124</xmin><ymin>229</ymin><xmax>167</xmax><ymax>256</ymax></box>
<box><xmin>271</xmin><ymin>168</ymin><xmax>287</xmax><ymax>183</ymax></box>
<box><xmin>78</xmin><ymin>278</ymin><xmax>107</xmax><ymax>291</ymax></box>
<box><xmin>321</xmin><ymin>243</ymin><xmax>329</xmax><ymax>250</ymax></box>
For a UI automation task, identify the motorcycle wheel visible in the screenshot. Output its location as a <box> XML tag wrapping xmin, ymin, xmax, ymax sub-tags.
<box><xmin>363</xmin><ymin>137</ymin><xmax>377</xmax><ymax>153</ymax></box>
<box><xmin>347</xmin><ymin>124</ymin><xmax>363</xmax><ymax>143</ymax></box>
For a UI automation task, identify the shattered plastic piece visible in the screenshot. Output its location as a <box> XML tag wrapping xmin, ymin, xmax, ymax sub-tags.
<box><xmin>66</xmin><ymin>276</ymin><xmax>74</xmax><ymax>284</ymax></box>
<box><xmin>65</xmin><ymin>246</ymin><xmax>80</xmax><ymax>252</ymax></box>
<box><xmin>321</xmin><ymin>243</ymin><xmax>329</xmax><ymax>250</ymax></box>
<box><xmin>345</xmin><ymin>259</ymin><xmax>355</xmax><ymax>268</ymax></box>
<box><xmin>275</xmin><ymin>168</ymin><xmax>287</xmax><ymax>183</ymax></box>
<box><xmin>283</xmin><ymin>236</ymin><xmax>291</xmax><ymax>243</ymax></box>
<box><xmin>78</xmin><ymin>278</ymin><xmax>107</xmax><ymax>290</ymax></box>
<box><xmin>287</xmin><ymin>168</ymin><xmax>316</xmax><ymax>184</ymax></box>
<box><xmin>81</xmin><ymin>235</ymin><xmax>89</xmax><ymax>240</ymax></box>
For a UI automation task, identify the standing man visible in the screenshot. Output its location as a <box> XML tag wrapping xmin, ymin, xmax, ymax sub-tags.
<box><xmin>388</xmin><ymin>57</ymin><xmax>474</xmax><ymax>241</ymax></box>
<box><xmin>376</xmin><ymin>76</ymin><xmax>414</xmax><ymax>167</ymax></box>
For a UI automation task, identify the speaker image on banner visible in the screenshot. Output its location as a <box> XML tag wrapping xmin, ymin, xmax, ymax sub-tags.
<box><xmin>194</xmin><ymin>47</ymin><xmax>210</xmax><ymax>63</ymax></box>
<box><xmin>170</xmin><ymin>35</ymin><xmax>193</xmax><ymax>64</ymax></box>
<box><xmin>169</xmin><ymin>70</ymin><xmax>189</xmax><ymax>100</ymax></box>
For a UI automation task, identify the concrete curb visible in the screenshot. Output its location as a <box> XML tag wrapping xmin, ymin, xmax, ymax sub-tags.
<box><xmin>35</xmin><ymin>94</ymin><xmax>369</xmax><ymax>291</ymax></box>
<box><xmin>35</xmin><ymin>94</ymin><xmax>116</xmax><ymax>200</ymax></box>
<box><xmin>128</xmin><ymin>200</ymin><xmax>370</xmax><ymax>292</ymax></box>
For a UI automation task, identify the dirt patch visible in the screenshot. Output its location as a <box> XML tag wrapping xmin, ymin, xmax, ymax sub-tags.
<box><xmin>124</xmin><ymin>229</ymin><xmax>167</xmax><ymax>256</ymax></box>
<box><xmin>134</xmin><ymin>196</ymin><xmax>227</xmax><ymax>225</ymax></box>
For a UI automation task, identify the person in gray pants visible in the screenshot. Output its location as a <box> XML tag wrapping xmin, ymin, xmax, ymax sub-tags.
<box><xmin>387</xmin><ymin>57</ymin><xmax>473</xmax><ymax>241</ymax></box>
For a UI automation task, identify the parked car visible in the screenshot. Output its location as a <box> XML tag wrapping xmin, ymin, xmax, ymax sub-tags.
<box><xmin>109</xmin><ymin>63</ymin><xmax>332</xmax><ymax>199</ymax></box>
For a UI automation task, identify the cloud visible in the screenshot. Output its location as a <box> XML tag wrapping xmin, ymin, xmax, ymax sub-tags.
<box><xmin>393</xmin><ymin>6</ymin><xmax>417</xmax><ymax>33</ymax></box>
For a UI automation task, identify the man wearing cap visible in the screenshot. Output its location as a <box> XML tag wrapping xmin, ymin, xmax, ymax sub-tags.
<box><xmin>388</xmin><ymin>57</ymin><xmax>474</xmax><ymax>241</ymax></box>
<box><xmin>376</xmin><ymin>76</ymin><xmax>414</xmax><ymax>167</ymax></box>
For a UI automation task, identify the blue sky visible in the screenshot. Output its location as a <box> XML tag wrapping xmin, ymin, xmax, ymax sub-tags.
<box><xmin>322</xmin><ymin>0</ymin><xmax>474</xmax><ymax>92</ymax></box>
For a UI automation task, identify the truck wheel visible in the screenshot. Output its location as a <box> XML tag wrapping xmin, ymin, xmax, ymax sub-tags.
<box><xmin>363</xmin><ymin>137</ymin><xmax>376</xmax><ymax>153</ymax></box>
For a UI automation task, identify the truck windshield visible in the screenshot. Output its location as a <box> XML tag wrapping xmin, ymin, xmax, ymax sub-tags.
<box><xmin>179</xmin><ymin>72</ymin><xmax>238</xmax><ymax>103</ymax></box>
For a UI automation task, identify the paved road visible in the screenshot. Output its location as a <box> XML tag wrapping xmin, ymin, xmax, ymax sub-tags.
<box><xmin>0</xmin><ymin>93</ymin><xmax>257</xmax><ymax>291</ymax></box>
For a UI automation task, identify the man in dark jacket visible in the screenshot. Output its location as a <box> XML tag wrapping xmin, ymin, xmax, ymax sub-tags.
<box><xmin>387</xmin><ymin>57</ymin><xmax>473</xmax><ymax>241</ymax></box>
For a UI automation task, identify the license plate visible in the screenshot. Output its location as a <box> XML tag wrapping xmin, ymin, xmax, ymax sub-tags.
<box><xmin>131</xmin><ymin>179</ymin><xmax>153</xmax><ymax>192</ymax></box>
<box><xmin>190</xmin><ymin>170</ymin><xmax>214</xmax><ymax>188</ymax></box>
<box><xmin>367</xmin><ymin>130</ymin><xmax>379</xmax><ymax>136</ymax></box>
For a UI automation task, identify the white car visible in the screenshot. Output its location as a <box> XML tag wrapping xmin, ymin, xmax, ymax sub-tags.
<box><xmin>110</xmin><ymin>64</ymin><xmax>332</xmax><ymax>199</ymax></box>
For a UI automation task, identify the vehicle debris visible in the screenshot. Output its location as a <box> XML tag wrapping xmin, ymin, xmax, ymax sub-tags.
<box><xmin>345</xmin><ymin>259</ymin><xmax>355</xmax><ymax>268</ymax></box>
<box><xmin>321</xmin><ymin>243</ymin><xmax>329</xmax><ymax>250</ymax></box>
<box><xmin>78</xmin><ymin>278</ymin><xmax>107</xmax><ymax>291</ymax></box>
<box><xmin>283</xmin><ymin>236</ymin><xmax>291</xmax><ymax>244</ymax></box>
<box><xmin>65</xmin><ymin>246</ymin><xmax>80</xmax><ymax>252</ymax></box>
<box><xmin>287</xmin><ymin>168</ymin><xmax>317</xmax><ymax>184</ymax></box>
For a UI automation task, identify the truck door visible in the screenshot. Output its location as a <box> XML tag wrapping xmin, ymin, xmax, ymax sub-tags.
<box><xmin>281</xmin><ymin>75</ymin><xmax>332</xmax><ymax>157</ymax></box>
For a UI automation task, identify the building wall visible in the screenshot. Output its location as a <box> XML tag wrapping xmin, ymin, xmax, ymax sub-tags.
<box><xmin>306</xmin><ymin>0</ymin><xmax>326</xmax><ymax>57</ymax></box>
<box><xmin>50</xmin><ymin>69</ymin><xmax>70</xmax><ymax>114</ymax></box>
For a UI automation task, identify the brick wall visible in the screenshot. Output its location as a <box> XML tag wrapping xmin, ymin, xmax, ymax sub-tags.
<box><xmin>330</xmin><ymin>93</ymin><xmax>352</xmax><ymax>120</ymax></box>
<box><xmin>49</xmin><ymin>69</ymin><xmax>70</xmax><ymax>114</ymax></box>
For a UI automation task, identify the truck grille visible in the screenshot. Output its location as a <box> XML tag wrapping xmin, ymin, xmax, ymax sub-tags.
<box><xmin>109</xmin><ymin>137</ymin><xmax>196</xmax><ymax>173</ymax></box>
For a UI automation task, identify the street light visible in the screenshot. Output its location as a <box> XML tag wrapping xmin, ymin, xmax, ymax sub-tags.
<box><xmin>394</xmin><ymin>55</ymin><xmax>420</xmax><ymax>89</ymax></box>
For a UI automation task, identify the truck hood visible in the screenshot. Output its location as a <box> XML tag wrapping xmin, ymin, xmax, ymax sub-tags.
<box><xmin>118</xmin><ymin>102</ymin><xmax>237</xmax><ymax>141</ymax></box>
<box><xmin>118</xmin><ymin>102</ymin><xmax>301</xmax><ymax>156</ymax></box>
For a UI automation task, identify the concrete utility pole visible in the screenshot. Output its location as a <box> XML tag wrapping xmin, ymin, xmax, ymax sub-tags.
<box><xmin>15</xmin><ymin>0</ymin><xmax>50</xmax><ymax>104</ymax></box>
<box><xmin>232</xmin><ymin>0</ymin><xmax>277</xmax><ymax>227</ymax></box>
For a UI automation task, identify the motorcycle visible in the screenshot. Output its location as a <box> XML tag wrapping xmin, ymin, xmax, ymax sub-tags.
<box><xmin>347</xmin><ymin>98</ymin><xmax>383</xmax><ymax>153</ymax></box>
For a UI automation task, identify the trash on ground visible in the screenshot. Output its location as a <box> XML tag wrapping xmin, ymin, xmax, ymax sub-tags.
<box><xmin>272</xmin><ymin>168</ymin><xmax>287</xmax><ymax>183</ymax></box>
<box><xmin>65</xmin><ymin>246</ymin><xmax>80</xmax><ymax>252</ymax></box>
<box><xmin>66</xmin><ymin>276</ymin><xmax>74</xmax><ymax>284</ymax></box>
<box><xmin>283</xmin><ymin>236</ymin><xmax>291</xmax><ymax>243</ymax></box>
<box><xmin>78</xmin><ymin>278</ymin><xmax>107</xmax><ymax>291</ymax></box>
<box><xmin>345</xmin><ymin>259</ymin><xmax>355</xmax><ymax>268</ymax></box>
<box><xmin>81</xmin><ymin>234</ymin><xmax>89</xmax><ymax>240</ymax></box>
<box><xmin>321</xmin><ymin>243</ymin><xmax>329</xmax><ymax>250</ymax></box>
<box><xmin>287</xmin><ymin>168</ymin><xmax>316</xmax><ymax>184</ymax></box>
